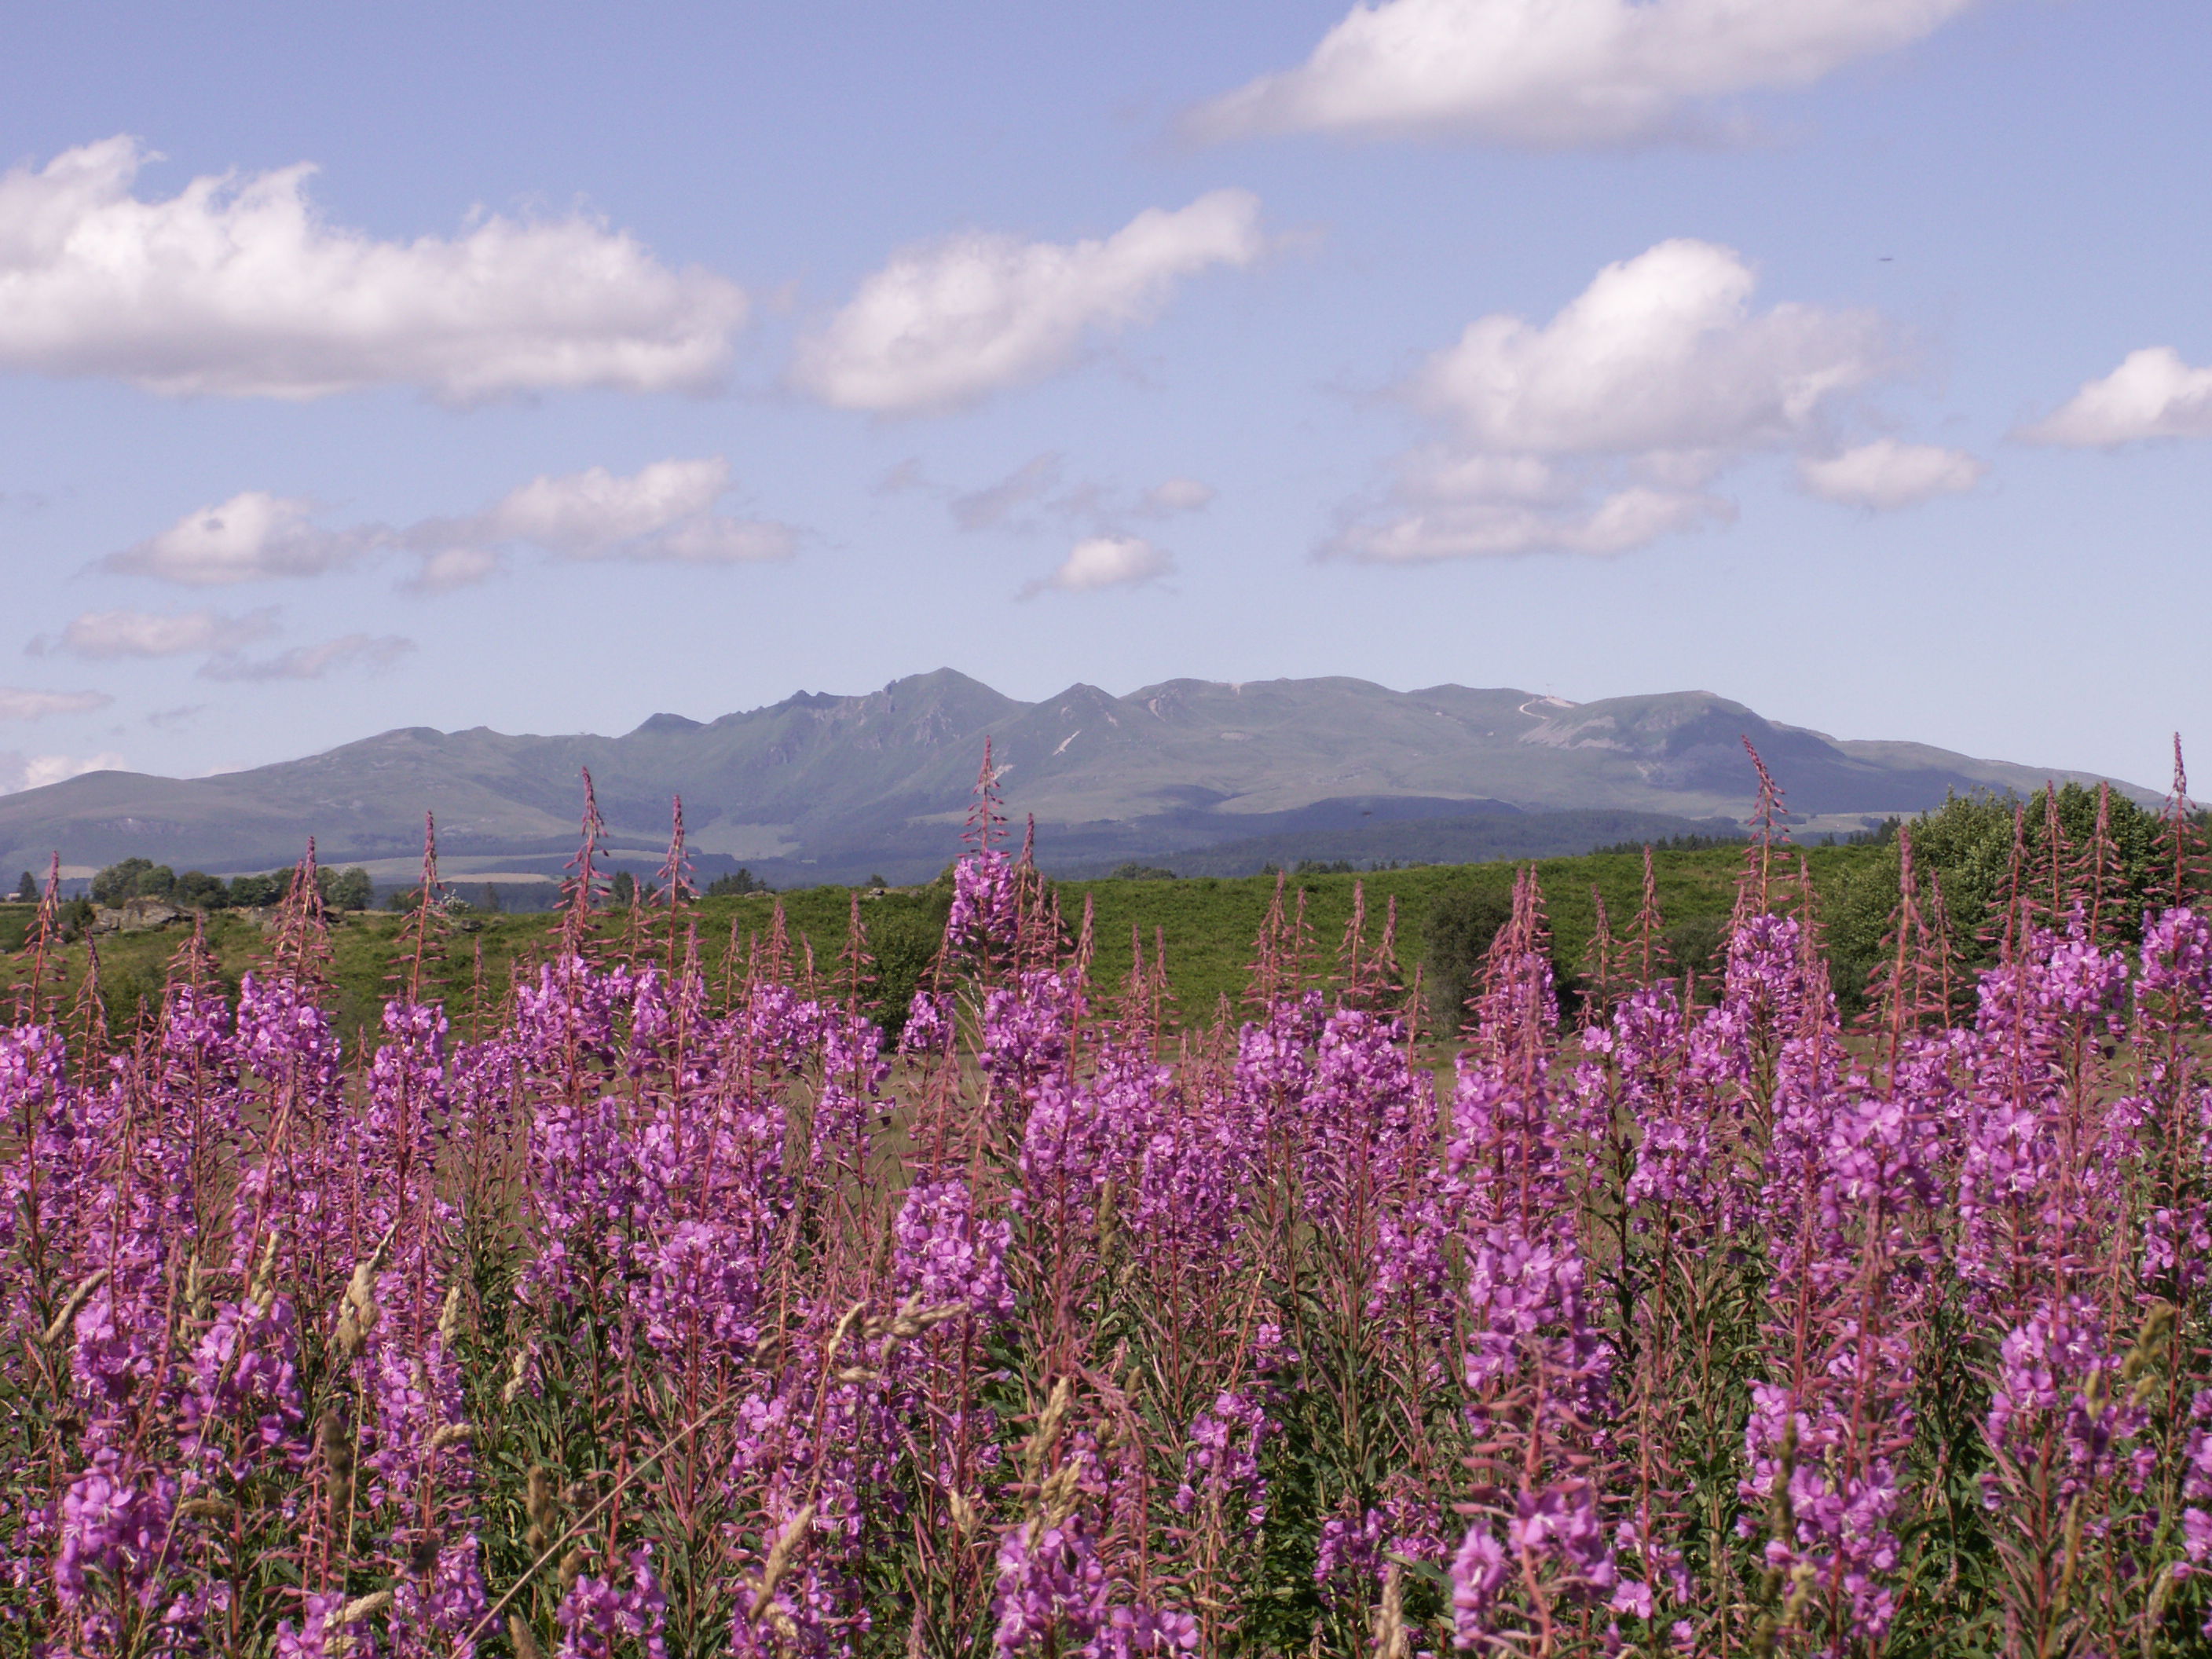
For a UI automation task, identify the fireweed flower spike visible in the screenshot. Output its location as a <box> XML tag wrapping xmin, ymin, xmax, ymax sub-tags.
<box><xmin>11</xmin><ymin>741</ymin><xmax>2212</xmax><ymax>1653</ymax></box>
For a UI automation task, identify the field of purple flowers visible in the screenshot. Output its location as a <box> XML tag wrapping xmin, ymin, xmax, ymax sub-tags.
<box><xmin>8</xmin><ymin>744</ymin><xmax>2212</xmax><ymax>1658</ymax></box>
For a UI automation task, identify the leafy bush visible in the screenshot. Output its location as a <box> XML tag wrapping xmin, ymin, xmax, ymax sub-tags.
<box><xmin>1421</xmin><ymin>884</ymin><xmax>1511</xmax><ymax>1027</ymax></box>
<box><xmin>227</xmin><ymin>870</ymin><xmax>285</xmax><ymax>907</ymax></box>
<box><xmin>90</xmin><ymin>856</ymin><xmax>176</xmax><ymax>906</ymax></box>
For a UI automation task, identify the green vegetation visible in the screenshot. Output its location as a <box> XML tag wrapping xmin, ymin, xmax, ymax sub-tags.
<box><xmin>82</xmin><ymin>855</ymin><xmax>372</xmax><ymax>913</ymax></box>
<box><xmin>1818</xmin><ymin>780</ymin><xmax>2178</xmax><ymax>1009</ymax></box>
<box><xmin>1419</xmin><ymin>886</ymin><xmax>1512</xmax><ymax>1027</ymax></box>
<box><xmin>1590</xmin><ymin>830</ymin><xmax>1749</xmax><ymax>855</ymax></box>
<box><xmin>8</xmin><ymin>784</ymin><xmax>2197</xmax><ymax>1047</ymax></box>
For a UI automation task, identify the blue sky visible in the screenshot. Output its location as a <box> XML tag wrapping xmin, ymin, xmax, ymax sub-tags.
<box><xmin>0</xmin><ymin>0</ymin><xmax>2205</xmax><ymax>796</ymax></box>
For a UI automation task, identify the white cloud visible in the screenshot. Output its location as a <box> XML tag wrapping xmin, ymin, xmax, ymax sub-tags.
<box><xmin>1331</xmin><ymin>240</ymin><xmax>1899</xmax><ymax>561</ymax></box>
<box><xmin>1337</xmin><ymin>485</ymin><xmax>1731</xmax><ymax>562</ymax></box>
<box><xmin>101</xmin><ymin>457</ymin><xmax>799</xmax><ymax>593</ymax></box>
<box><xmin>103</xmin><ymin>490</ymin><xmax>368</xmax><ymax>583</ymax></box>
<box><xmin>1415</xmin><ymin>240</ymin><xmax>1888</xmax><ymax>456</ymax></box>
<box><xmin>1190</xmin><ymin>0</ymin><xmax>1973</xmax><ymax>146</ymax></box>
<box><xmin>1022</xmin><ymin>536</ymin><xmax>1174</xmax><ymax>597</ymax></box>
<box><xmin>0</xmin><ymin>751</ymin><xmax>127</xmax><ymax>794</ymax></box>
<box><xmin>790</xmin><ymin>190</ymin><xmax>1265</xmax><ymax>414</ymax></box>
<box><xmin>409</xmin><ymin>547</ymin><xmax>506</xmax><ymax>594</ymax></box>
<box><xmin>200</xmin><ymin>632</ymin><xmax>415</xmax><ymax>683</ymax></box>
<box><xmin>481</xmin><ymin>457</ymin><xmax>730</xmax><ymax>552</ymax></box>
<box><xmin>2018</xmin><ymin>346</ymin><xmax>2212</xmax><ymax>447</ymax></box>
<box><xmin>1142</xmin><ymin>477</ymin><xmax>1215</xmax><ymax>515</ymax></box>
<box><xmin>0</xmin><ymin>137</ymin><xmax>748</xmax><ymax>401</ymax></box>
<box><xmin>46</xmin><ymin>607</ymin><xmax>279</xmax><ymax>659</ymax></box>
<box><xmin>421</xmin><ymin>456</ymin><xmax>797</xmax><ymax>578</ymax></box>
<box><xmin>1798</xmin><ymin>438</ymin><xmax>1985</xmax><ymax>509</ymax></box>
<box><xmin>0</xmin><ymin>687</ymin><xmax>112</xmax><ymax>720</ymax></box>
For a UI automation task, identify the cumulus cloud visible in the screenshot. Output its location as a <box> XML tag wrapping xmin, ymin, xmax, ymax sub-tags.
<box><xmin>1020</xmin><ymin>536</ymin><xmax>1174</xmax><ymax>598</ymax></box>
<box><xmin>200</xmin><ymin>633</ymin><xmax>415</xmax><ymax>682</ymax></box>
<box><xmin>1331</xmin><ymin>239</ymin><xmax>1899</xmax><ymax>562</ymax></box>
<box><xmin>790</xmin><ymin>191</ymin><xmax>1265</xmax><ymax>414</ymax></box>
<box><xmin>1797</xmin><ymin>438</ymin><xmax>1985</xmax><ymax>509</ymax></box>
<box><xmin>0</xmin><ymin>687</ymin><xmax>113</xmax><ymax>720</ymax></box>
<box><xmin>479</xmin><ymin>457</ymin><xmax>731</xmax><ymax>552</ymax></box>
<box><xmin>1413</xmin><ymin>240</ymin><xmax>1888</xmax><ymax>456</ymax></box>
<box><xmin>103</xmin><ymin>491</ymin><xmax>370</xmax><ymax>584</ymax></box>
<box><xmin>406</xmin><ymin>457</ymin><xmax>797</xmax><ymax>584</ymax></box>
<box><xmin>0</xmin><ymin>137</ymin><xmax>748</xmax><ymax>401</ymax></box>
<box><xmin>42</xmin><ymin>607</ymin><xmax>279</xmax><ymax>659</ymax></box>
<box><xmin>0</xmin><ymin>751</ymin><xmax>127</xmax><ymax>794</ymax></box>
<box><xmin>2017</xmin><ymin>347</ymin><xmax>2212</xmax><ymax>447</ymax></box>
<box><xmin>1189</xmin><ymin>0</ymin><xmax>1972</xmax><ymax>146</ymax></box>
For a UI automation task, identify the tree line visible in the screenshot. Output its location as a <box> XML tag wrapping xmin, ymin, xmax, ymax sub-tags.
<box><xmin>40</xmin><ymin>855</ymin><xmax>378</xmax><ymax>913</ymax></box>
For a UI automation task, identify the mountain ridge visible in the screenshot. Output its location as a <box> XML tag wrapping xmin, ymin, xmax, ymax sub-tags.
<box><xmin>0</xmin><ymin>671</ymin><xmax>2152</xmax><ymax>884</ymax></box>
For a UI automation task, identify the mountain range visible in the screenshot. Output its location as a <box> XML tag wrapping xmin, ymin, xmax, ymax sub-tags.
<box><xmin>0</xmin><ymin>672</ymin><xmax>2149</xmax><ymax>886</ymax></box>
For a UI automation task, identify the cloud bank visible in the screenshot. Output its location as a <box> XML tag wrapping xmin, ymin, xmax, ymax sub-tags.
<box><xmin>790</xmin><ymin>191</ymin><xmax>1265</xmax><ymax>414</ymax></box>
<box><xmin>0</xmin><ymin>137</ymin><xmax>748</xmax><ymax>401</ymax></box>
<box><xmin>1190</xmin><ymin>0</ymin><xmax>1974</xmax><ymax>146</ymax></box>
<box><xmin>1331</xmin><ymin>239</ymin><xmax>1907</xmax><ymax>561</ymax></box>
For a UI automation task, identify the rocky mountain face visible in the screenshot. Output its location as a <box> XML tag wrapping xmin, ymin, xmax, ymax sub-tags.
<box><xmin>0</xmin><ymin>671</ymin><xmax>2144</xmax><ymax>884</ymax></box>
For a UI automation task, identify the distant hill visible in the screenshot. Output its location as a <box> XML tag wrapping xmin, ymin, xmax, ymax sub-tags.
<box><xmin>0</xmin><ymin>671</ymin><xmax>2152</xmax><ymax>885</ymax></box>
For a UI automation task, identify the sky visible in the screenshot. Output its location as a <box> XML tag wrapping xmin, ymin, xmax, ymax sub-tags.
<box><xmin>0</xmin><ymin>0</ymin><xmax>2206</xmax><ymax>797</ymax></box>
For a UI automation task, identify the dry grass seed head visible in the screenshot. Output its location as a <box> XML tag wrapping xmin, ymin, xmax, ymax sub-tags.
<box><xmin>41</xmin><ymin>1267</ymin><xmax>110</xmax><ymax>1346</ymax></box>
<box><xmin>1021</xmin><ymin>1376</ymin><xmax>1075</xmax><ymax>1485</ymax></box>
<box><xmin>748</xmin><ymin>1503</ymin><xmax>817</xmax><ymax>1620</ymax></box>
<box><xmin>438</xmin><ymin>1280</ymin><xmax>465</xmax><ymax>1346</ymax></box>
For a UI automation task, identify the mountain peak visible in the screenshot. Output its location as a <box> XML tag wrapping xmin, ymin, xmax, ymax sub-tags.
<box><xmin>630</xmin><ymin>712</ymin><xmax>704</xmax><ymax>738</ymax></box>
<box><xmin>0</xmin><ymin>671</ymin><xmax>2152</xmax><ymax>881</ymax></box>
